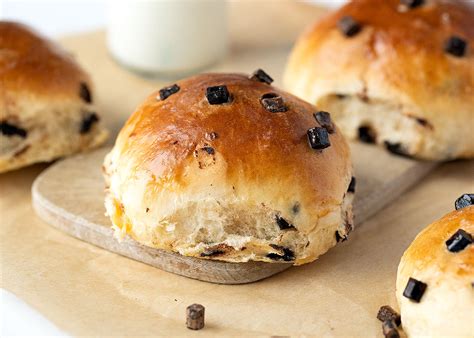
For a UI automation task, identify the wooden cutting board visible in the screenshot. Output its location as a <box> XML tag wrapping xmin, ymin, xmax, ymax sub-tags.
<box><xmin>32</xmin><ymin>141</ymin><xmax>435</xmax><ymax>284</ymax></box>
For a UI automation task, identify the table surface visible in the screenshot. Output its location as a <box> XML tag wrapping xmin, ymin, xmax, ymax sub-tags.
<box><xmin>1</xmin><ymin>2</ymin><xmax>473</xmax><ymax>336</ymax></box>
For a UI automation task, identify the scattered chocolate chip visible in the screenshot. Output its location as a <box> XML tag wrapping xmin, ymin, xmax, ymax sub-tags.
<box><xmin>336</xmin><ymin>94</ymin><xmax>347</xmax><ymax>99</ymax></box>
<box><xmin>403</xmin><ymin>277</ymin><xmax>427</xmax><ymax>302</ymax></box>
<box><xmin>335</xmin><ymin>231</ymin><xmax>347</xmax><ymax>243</ymax></box>
<box><xmin>384</xmin><ymin>141</ymin><xmax>411</xmax><ymax>157</ymax></box>
<box><xmin>314</xmin><ymin>111</ymin><xmax>335</xmax><ymax>133</ymax></box>
<box><xmin>0</xmin><ymin>121</ymin><xmax>27</xmax><ymax>138</ymax></box>
<box><xmin>202</xmin><ymin>146</ymin><xmax>215</xmax><ymax>155</ymax></box>
<box><xmin>292</xmin><ymin>202</ymin><xmax>300</xmax><ymax>214</ymax></box>
<box><xmin>348</xmin><ymin>176</ymin><xmax>356</xmax><ymax>193</ymax></box>
<box><xmin>446</xmin><ymin>229</ymin><xmax>472</xmax><ymax>252</ymax></box>
<box><xmin>206</xmin><ymin>85</ymin><xmax>231</xmax><ymax>105</ymax></box>
<box><xmin>250</xmin><ymin>69</ymin><xmax>273</xmax><ymax>84</ymax></box>
<box><xmin>444</xmin><ymin>36</ymin><xmax>467</xmax><ymax>57</ymax></box>
<box><xmin>159</xmin><ymin>84</ymin><xmax>180</xmax><ymax>100</ymax></box>
<box><xmin>413</xmin><ymin>117</ymin><xmax>431</xmax><ymax>128</ymax></box>
<box><xmin>377</xmin><ymin>306</ymin><xmax>401</xmax><ymax>326</ymax></box>
<box><xmin>186</xmin><ymin>304</ymin><xmax>205</xmax><ymax>330</ymax></box>
<box><xmin>79</xmin><ymin>82</ymin><xmax>92</xmax><ymax>103</ymax></box>
<box><xmin>260</xmin><ymin>93</ymin><xmax>287</xmax><ymax>113</ymax></box>
<box><xmin>400</xmin><ymin>0</ymin><xmax>424</xmax><ymax>9</ymax></box>
<box><xmin>338</xmin><ymin>16</ymin><xmax>362</xmax><ymax>37</ymax></box>
<box><xmin>455</xmin><ymin>194</ymin><xmax>474</xmax><ymax>210</ymax></box>
<box><xmin>358</xmin><ymin>126</ymin><xmax>376</xmax><ymax>144</ymax></box>
<box><xmin>382</xmin><ymin>320</ymin><xmax>400</xmax><ymax>338</ymax></box>
<box><xmin>276</xmin><ymin>216</ymin><xmax>295</xmax><ymax>230</ymax></box>
<box><xmin>200</xmin><ymin>250</ymin><xmax>225</xmax><ymax>257</ymax></box>
<box><xmin>205</xmin><ymin>132</ymin><xmax>218</xmax><ymax>141</ymax></box>
<box><xmin>80</xmin><ymin>112</ymin><xmax>99</xmax><ymax>134</ymax></box>
<box><xmin>267</xmin><ymin>247</ymin><xmax>295</xmax><ymax>262</ymax></box>
<box><xmin>146</xmin><ymin>208</ymin><xmax>150</xmax><ymax>213</ymax></box>
<box><xmin>307</xmin><ymin>127</ymin><xmax>330</xmax><ymax>150</ymax></box>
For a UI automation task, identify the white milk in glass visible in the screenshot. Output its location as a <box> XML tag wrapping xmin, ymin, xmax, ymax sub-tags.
<box><xmin>107</xmin><ymin>0</ymin><xmax>228</xmax><ymax>76</ymax></box>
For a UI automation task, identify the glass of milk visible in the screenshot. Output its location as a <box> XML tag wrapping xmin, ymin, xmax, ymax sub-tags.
<box><xmin>107</xmin><ymin>0</ymin><xmax>228</xmax><ymax>77</ymax></box>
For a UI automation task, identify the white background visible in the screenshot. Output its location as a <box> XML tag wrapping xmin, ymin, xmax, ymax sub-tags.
<box><xmin>0</xmin><ymin>0</ymin><xmax>346</xmax><ymax>37</ymax></box>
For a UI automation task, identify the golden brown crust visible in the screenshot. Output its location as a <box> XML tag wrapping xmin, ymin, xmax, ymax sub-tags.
<box><xmin>105</xmin><ymin>73</ymin><xmax>353</xmax><ymax>264</ymax></box>
<box><xmin>284</xmin><ymin>0</ymin><xmax>474</xmax><ymax>159</ymax></box>
<box><xmin>399</xmin><ymin>206</ymin><xmax>473</xmax><ymax>279</ymax></box>
<box><xmin>117</xmin><ymin>73</ymin><xmax>350</xmax><ymax>214</ymax></box>
<box><xmin>0</xmin><ymin>21</ymin><xmax>90</xmax><ymax>100</ymax></box>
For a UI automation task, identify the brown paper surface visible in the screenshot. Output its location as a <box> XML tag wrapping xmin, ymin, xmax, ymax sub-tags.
<box><xmin>1</xmin><ymin>2</ymin><xmax>473</xmax><ymax>336</ymax></box>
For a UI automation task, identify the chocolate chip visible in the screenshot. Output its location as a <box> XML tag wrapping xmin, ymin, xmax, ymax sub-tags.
<box><xmin>335</xmin><ymin>231</ymin><xmax>347</xmax><ymax>243</ymax></box>
<box><xmin>377</xmin><ymin>306</ymin><xmax>401</xmax><ymax>326</ymax></box>
<box><xmin>260</xmin><ymin>93</ymin><xmax>287</xmax><ymax>113</ymax></box>
<box><xmin>348</xmin><ymin>176</ymin><xmax>356</xmax><ymax>193</ymax></box>
<box><xmin>358</xmin><ymin>126</ymin><xmax>376</xmax><ymax>143</ymax></box>
<box><xmin>455</xmin><ymin>193</ymin><xmax>474</xmax><ymax>210</ymax></box>
<box><xmin>292</xmin><ymin>202</ymin><xmax>300</xmax><ymax>214</ymax></box>
<box><xmin>0</xmin><ymin>121</ymin><xmax>27</xmax><ymax>138</ymax></box>
<box><xmin>200</xmin><ymin>250</ymin><xmax>225</xmax><ymax>257</ymax></box>
<box><xmin>400</xmin><ymin>0</ymin><xmax>424</xmax><ymax>9</ymax></box>
<box><xmin>403</xmin><ymin>277</ymin><xmax>427</xmax><ymax>302</ymax></box>
<box><xmin>186</xmin><ymin>304</ymin><xmax>205</xmax><ymax>330</ymax></box>
<box><xmin>206</xmin><ymin>85</ymin><xmax>231</xmax><ymax>105</ymax></box>
<box><xmin>382</xmin><ymin>320</ymin><xmax>400</xmax><ymax>338</ymax></box>
<box><xmin>338</xmin><ymin>16</ymin><xmax>362</xmax><ymax>37</ymax></box>
<box><xmin>146</xmin><ymin>208</ymin><xmax>150</xmax><ymax>213</ymax></box>
<box><xmin>205</xmin><ymin>132</ymin><xmax>218</xmax><ymax>140</ymax></box>
<box><xmin>446</xmin><ymin>229</ymin><xmax>472</xmax><ymax>253</ymax></box>
<box><xmin>314</xmin><ymin>111</ymin><xmax>335</xmax><ymax>134</ymax></box>
<box><xmin>250</xmin><ymin>69</ymin><xmax>273</xmax><ymax>84</ymax></box>
<box><xmin>267</xmin><ymin>247</ymin><xmax>295</xmax><ymax>262</ymax></box>
<box><xmin>276</xmin><ymin>216</ymin><xmax>295</xmax><ymax>230</ymax></box>
<box><xmin>413</xmin><ymin>117</ymin><xmax>431</xmax><ymax>128</ymax></box>
<box><xmin>80</xmin><ymin>112</ymin><xmax>99</xmax><ymax>134</ymax></box>
<box><xmin>384</xmin><ymin>141</ymin><xmax>410</xmax><ymax>157</ymax></box>
<box><xmin>202</xmin><ymin>146</ymin><xmax>215</xmax><ymax>155</ymax></box>
<box><xmin>307</xmin><ymin>127</ymin><xmax>330</xmax><ymax>150</ymax></box>
<box><xmin>79</xmin><ymin>82</ymin><xmax>92</xmax><ymax>103</ymax></box>
<box><xmin>336</xmin><ymin>94</ymin><xmax>347</xmax><ymax>99</ymax></box>
<box><xmin>159</xmin><ymin>84</ymin><xmax>180</xmax><ymax>100</ymax></box>
<box><xmin>444</xmin><ymin>36</ymin><xmax>467</xmax><ymax>57</ymax></box>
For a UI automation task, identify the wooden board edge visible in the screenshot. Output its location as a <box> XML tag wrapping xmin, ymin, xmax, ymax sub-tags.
<box><xmin>31</xmin><ymin>173</ymin><xmax>292</xmax><ymax>285</ymax></box>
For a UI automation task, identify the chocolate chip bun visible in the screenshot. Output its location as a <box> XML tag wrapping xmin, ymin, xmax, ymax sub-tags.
<box><xmin>103</xmin><ymin>72</ymin><xmax>354</xmax><ymax>265</ymax></box>
<box><xmin>0</xmin><ymin>21</ymin><xmax>108</xmax><ymax>173</ymax></box>
<box><xmin>284</xmin><ymin>0</ymin><xmax>474</xmax><ymax>160</ymax></box>
<box><xmin>396</xmin><ymin>199</ymin><xmax>473</xmax><ymax>337</ymax></box>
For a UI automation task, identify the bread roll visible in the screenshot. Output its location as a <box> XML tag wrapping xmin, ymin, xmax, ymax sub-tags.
<box><xmin>0</xmin><ymin>21</ymin><xmax>108</xmax><ymax>173</ymax></box>
<box><xmin>103</xmin><ymin>72</ymin><xmax>354</xmax><ymax>265</ymax></box>
<box><xmin>396</xmin><ymin>203</ymin><xmax>473</xmax><ymax>337</ymax></box>
<box><xmin>284</xmin><ymin>0</ymin><xmax>474</xmax><ymax>160</ymax></box>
